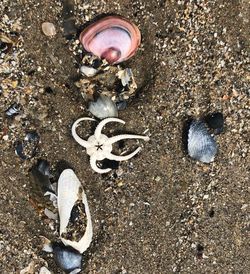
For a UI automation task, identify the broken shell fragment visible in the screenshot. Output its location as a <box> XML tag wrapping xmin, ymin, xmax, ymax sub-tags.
<box><xmin>58</xmin><ymin>169</ymin><xmax>93</xmax><ymax>253</ymax></box>
<box><xmin>52</xmin><ymin>242</ymin><xmax>82</xmax><ymax>273</ymax></box>
<box><xmin>5</xmin><ymin>102</ymin><xmax>21</xmax><ymax>117</ymax></box>
<box><xmin>0</xmin><ymin>33</ymin><xmax>14</xmax><ymax>54</ymax></box>
<box><xmin>42</xmin><ymin>22</ymin><xmax>56</xmax><ymax>37</ymax></box>
<box><xmin>80</xmin><ymin>16</ymin><xmax>141</xmax><ymax>64</ymax></box>
<box><xmin>15</xmin><ymin>131</ymin><xmax>40</xmax><ymax>160</ymax></box>
<box><xmin>88</xmin><ymin>94</ymin><xmax>118</xmax><ymax>119</ymax></box>
<box><xmin>117</xmin><ymin>68</ymin><xmax>135</xmax><ymax>87</ymax></box>
<box><xmin>31</xmin><ymin>159</ymin><xmax>54</xmax><ymax>193</ymax></box>
<box><xmin>80</xmin><ymin>65</ymin><xmax>98</xmax><ymax>77</ymax></box>
<box><xmin>188</xmin><ymin>120</ymin><xmax>217</xmax><ymax>163</ymax></box>
<box><xmin>39</xmin><ymin>266</ymin><xmax>51</xmax><ymax>274</ymax></box>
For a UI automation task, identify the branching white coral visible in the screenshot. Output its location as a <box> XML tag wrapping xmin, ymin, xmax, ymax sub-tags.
<box><xmin>72</xmin><ymin>117</ymin><xmax>149</xmax><ymax>173</ymax></box>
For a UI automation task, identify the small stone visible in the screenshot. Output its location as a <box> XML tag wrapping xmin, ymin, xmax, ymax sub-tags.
<box><xmin>2</xmin><ymin>135</ymin><xmax>8</xmax><ymax>141</ymax></box>
<box><xmin>42</xmin><ymin>22</ymin><xmax>56</xmax><ymax>37</ymax></box>
<box><xmin>241</xmin><ymin>204</ymin><xmax>248</xmax><ymax>210</ymax></box>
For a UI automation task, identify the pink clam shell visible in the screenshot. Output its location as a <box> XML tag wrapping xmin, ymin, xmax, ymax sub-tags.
<box><xmin>79</xmin><ymin>16</ymin><xmax>141</xmax><ymax>64</ymax></box>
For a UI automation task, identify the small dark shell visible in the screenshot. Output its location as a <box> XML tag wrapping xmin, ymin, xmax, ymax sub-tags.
<box><xmin>31</xmin><ymin>159</ymin><xmax>53</xmax><ymax>192</ymax></box>
<box><xmin>15</xmin><ymin>131</ymin><xmax>40</xmax><ymax>160</ymax></box>
<box><xmin>116</xmin><ymin>100</ymin><xmax>127</xmax><ymax>111</ymax></box>
<box><xmin>188</xmin><ymin>121</ymin><xmax>217</xmax><ymax>163</ymax></box>
<box><xmin>53</xmin><ymin>242</ymin><xmax>82</xmax><ymax>273</ymax></box>
<box><xmin>205</xmin><ymin>112</ymin><xmax>224</xmax><ymax>134</ymax></box>
<box><xmin>5</xmin><ymin>103</ymin><xmax>21</xmax><ymax>117</ymax></box>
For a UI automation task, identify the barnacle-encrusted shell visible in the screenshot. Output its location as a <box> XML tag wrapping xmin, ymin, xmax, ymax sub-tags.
<box><xmin>58</xmin><ymin>169</ymin><xmax>93</xmax><ymax>253</ymax></box>
<box><xmin>80</xmin><ymin>16</ymin><xmax>141</xmax><ymax>64</ymax></box>
<box><xmin>88</xmin><ymin>95</ymin><xmax>118</xmax><ymax>119</ymax></box>
<box><xmin>188</xmin><ymin>121</ymin><xmax>217</xmax><ymax>163</ymax></box>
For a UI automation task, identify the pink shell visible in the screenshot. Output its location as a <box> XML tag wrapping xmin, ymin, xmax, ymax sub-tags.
<box><xmin>79</xmin><ymin>16</ymin><xmax>141</xmax><ymax>64</ymax></box>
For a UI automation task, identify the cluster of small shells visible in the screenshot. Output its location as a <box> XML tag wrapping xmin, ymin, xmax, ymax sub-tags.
<box><xmin>76</xmin><ymin>54</ymin><xmax>137</xmax><ymax>103</ymax></box>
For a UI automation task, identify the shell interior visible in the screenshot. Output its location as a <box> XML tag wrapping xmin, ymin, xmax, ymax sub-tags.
<box><xmin>88</xmin><ymin>95</ymin><xmax>118</xmax><ymax>119</ymax></box>
<box><xmin>88</xmin><ymin>27</ymin><xmax>131</xmax><ymax>63</ymax></box>
<box><xmin>188</xmin><ymin>121</ymin><xmax>217</xmax><ymax>163</ymax></box>
<box><xmin>80</xmin><ymin>16</ymin><xmax>141</xmax><ymax>64</ymax></box>
<box><xmin>58</xmin><ymin>169</ymin><xmax>93</xmax><ymax>254</ymax></box>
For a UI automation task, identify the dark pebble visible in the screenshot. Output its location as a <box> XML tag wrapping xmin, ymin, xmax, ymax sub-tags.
<box><xmin>116</xmin><ymin>100</ymin><xmax>127</xmax><ymax>111</ymax></box>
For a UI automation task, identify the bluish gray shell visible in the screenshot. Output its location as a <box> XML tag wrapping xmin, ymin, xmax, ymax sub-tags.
<box><xmin>88</xmin><ymin>95</ymin><xmax>118</xmax><ymax>119</ymax></box>
<box><xmin>5</xmin><ymin>102</ymin><xmax>21</xmax><ymax>117</ymax></box>
<box><xmin>188</xmin><ymin>121</ymin><xmax>217</xmax><ymax>163</ymax></box>
<box><xmin>53</xmin><ymin>243</ymin><xmax>82</xmax><ymax>272</ymax></box>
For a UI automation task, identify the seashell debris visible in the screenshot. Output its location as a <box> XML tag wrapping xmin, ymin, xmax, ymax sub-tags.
<box><xmin>80</xmin><ymin>16</ymin><xmax>141</xmax><ymax>64</ymax></box>
<box><xmin>58</xmin><ymin>169</ymin><xmax>93</xmax><ymax>253</ymax></box>
<box><xmin>15</xmin><ymin>131</ymin><xmax>40</xmax><ymax>160</ymax></box>
<box><xmin>80</xmin><ymin>65</ymin><xmax>98</xmax><ymax>77</ymax></box>
<box><xmin>39</xmin><ymin>266</ymin><xmax>51</xmax><ymax>274</ymax></box>
<box><xmin>188</xmin><ymin>120</ymin><xmax>217</xmax><ymax>163</ymax></box>
<box><xmin>5</xmin><ymin>102</ymin><xmax>21</xmax><ymax>117</ymax></box>
<box><xmin>88</xmin><ymin>94</ymin><xmax>118</xmax><ymax>119</ymax></box>
<box><xmin>117</xmin><ymin>68</ymin><xmax>136</xmax><ymax>87</ymax></box>
<box><xmin>42</xmin><ymin>22</ymin><xmax>56</xmax><ymax>37</ymax></box>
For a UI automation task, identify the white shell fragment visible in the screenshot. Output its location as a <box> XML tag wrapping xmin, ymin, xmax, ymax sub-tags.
<box><xmin>44</xmin><ymin>208</ymin><xmax>58</xmax><ymax>220</ymax></box>
<box><xmin>69</xmin><ymin>269</ymin><xmax>81</xmax><ymax>274</ymax></box>
<box><xmin>40</xmin><ymin>236</ymin><xmax>53</xmax><ymax>253</ymax></box>
<box><xmin>44</xmin><ymin>191</ymin><xmax>58</xmax><ymax>208</ymax></box>
<box><xmin>58</xmin><ymin>169</ymin><xmax>93</xmax><ymax>253</ymax></box>
<box><xmin>117</xmin><ymin>68</ymin><xmax>137</xmax><ymax>89</ymax></box>
<box><xmin>80</xmin><ymin>65</ymin><xmax>98</xmax><ymax>77</ymax></box>
<box><xmin>42</xmin><ymin>22</ymin><xmax>56</xmax><ymax>37</ymax></box>
<box><xmin>88</xmin><ymin>95</ymin><xmax>118</xmax><ymax>119</ymax></box>
<box><xmin>39</xmin><ymin>267</ymin><xmax>51</xmax><ymax>274</ymax></box>
<box><xmin>188</xmin><ymin>120</ymin><xmax>217</xmax><ymax>163</ymax></box>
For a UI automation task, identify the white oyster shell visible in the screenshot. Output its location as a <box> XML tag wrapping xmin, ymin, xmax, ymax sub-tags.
<box><xmin>188</xmin><ymin>121</ymin><xmax>217</xmax><ymax>163</ymax></box>
<box><xmin>58</xmin><ymin>169</ymin><xmax>93</xmax><ymax>253</ymax></box>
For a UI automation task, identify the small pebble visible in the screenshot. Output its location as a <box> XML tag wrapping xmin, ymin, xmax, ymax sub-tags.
<box><xmin>42</xmin><ymin>22</ymin><xmax>56</xmax><ymax>37</ymax></box>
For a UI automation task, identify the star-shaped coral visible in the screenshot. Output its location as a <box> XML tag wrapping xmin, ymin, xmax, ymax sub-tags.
<box><xmin>72</xmin><ymin>117</ymin><xmax>149</xmax><ymax>173</ymax></box>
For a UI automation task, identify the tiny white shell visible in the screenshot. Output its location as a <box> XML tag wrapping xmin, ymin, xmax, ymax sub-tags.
<box><xmin>80</xmin><ymin>65</ymin><xmax>98</xmax><ymax>77</ymax></box>
<box><xmin>58</xmin><ymin>169</ymin><xmax>93</xmax><ymax>254</ymax></box>
<box><xmin>88</xmin><ymin>95</ymin><xmax>118</xmax><ymax>119</ymax></box>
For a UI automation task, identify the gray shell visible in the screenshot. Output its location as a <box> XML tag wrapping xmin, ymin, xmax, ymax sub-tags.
<box><xmin>88</xmin><ymin>95</ymin><xmax>118</xmax><ymax>119</ymax></box>
<box><xmin>188</xmin><ymin>121</ymin><xmax>217</xmax><ymax>163</ymax></box>
<box><xmin>53</xmin><ymin>243</ymin><xmax>82</xmax><ymax>272</ymax></box>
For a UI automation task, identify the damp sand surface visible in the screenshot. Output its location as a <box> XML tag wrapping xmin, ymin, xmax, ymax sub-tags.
<box><xmin>0</xmin><ymin>0</ymin><xmax>249</xmax><ymax>273</ymax></box>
